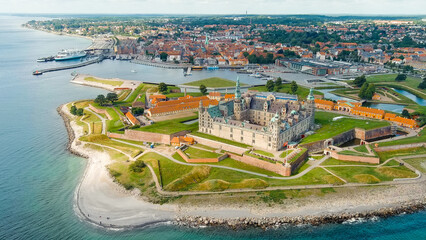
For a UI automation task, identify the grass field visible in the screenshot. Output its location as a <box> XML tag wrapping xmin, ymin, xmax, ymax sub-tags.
<box><xmin>172</xmin><ymin>153</ymin><xmax>283</xmax><ymax>177</ymax></box>
<box><xmin>366</xmin><ymin>74</ymin><xmax>426</xmax><ymax>98</ymax></box>
<box><xmin>84</xmin><ymin>77</ymin><xmax>123</xmax><ymax>86</ymax></box>
<box><xmin>321</xmin><ymin>157</ymin><xmax>377</xmax><ymax>166</ymax></box>
<box><xmin>80</xmin><ymin>134</ymin><xmax>142</xmax><ymax>157</ymax></box>
<box><xmin>376</xmin><ymin>147</ymin><xmax>426</xmax><ymax>162</ymax></box>
<box><xmin>249</xmin><ymin>84</ymin><xmax>323</xmax><ymax>99</ymax></box>
<box><xmin>377</xmin><ymin>128</ymin><xmax>426</xmax><ymax>147</ymax></box>
<box><xmin>300</xmin><ymin>111</ymin><xmax>390</xmax><ymax>144</ymax></box>
<box><xmin>327</xmin><ymin>165</ymin><xmax>417</xmax><ymax>183</ymax></box>
<box><xmin>191</xmin><ymin>132</ymin><xmax>251</xmax><ymax>148</ymax></box>
<box><xmin>404</xmin><ymin>157</ymin><xmax>426</xmax><ymax>173</ymax></box>
<box><xmin>253</xmin><ymin>150</ymin><xmax>274</xmax><ymax>157</ymax></box>
<box><xmin>354</xmin><ymin>145</ymin><xmax>369</xmax><ymax>153</ymax></box>
<box><xmin>136</xmin><ymin>115</ymin><xmax>199</xmax><ymax>134</ymax></box>
<box><xmin>184</xmin><ymin>77</ymin><xmax>244</xmax><ymax>88</ymax></box>
<box><xmin>184</xmin><ymin>147</ymin><xmax>221</xmax><ymax>159</ymax></box>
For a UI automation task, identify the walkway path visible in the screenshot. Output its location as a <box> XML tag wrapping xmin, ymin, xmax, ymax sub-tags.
<box><xmin>85</xmin><ymin>107</ymin><xmax>107</xmax><ymax>134</ymax></box>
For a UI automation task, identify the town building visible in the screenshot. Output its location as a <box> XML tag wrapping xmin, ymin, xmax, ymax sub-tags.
<box><xmin>199</xmin><ymin>78</ymin><xmax>315</xmax><ymax>151</ymax></box>
<box><xmin>147</xmin><ymin>95</ymin><xmax>218</xmax><ymax>117</ymax></box>
<box><xmin>351</xmin><ymin>106</ymin><xmax>385</xmax><ymax>119</ymax></box>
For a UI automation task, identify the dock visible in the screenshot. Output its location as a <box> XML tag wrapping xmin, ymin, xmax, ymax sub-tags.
<box><xmin>33</xmin><ymin>56</ymin><xmax>104</xmax><ymax>75</ymax></box>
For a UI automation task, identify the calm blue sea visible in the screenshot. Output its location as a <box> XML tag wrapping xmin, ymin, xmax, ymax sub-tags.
<box><xmin>0</xmin><ymin>15</ymin><xmax>425</xmax><ymax>240</ymax></box>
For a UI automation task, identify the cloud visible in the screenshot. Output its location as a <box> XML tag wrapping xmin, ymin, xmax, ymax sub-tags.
<box><xmin>0</xmin><ymin>0</ymin><xmax>425</xmax><ymax>15</ymax></box>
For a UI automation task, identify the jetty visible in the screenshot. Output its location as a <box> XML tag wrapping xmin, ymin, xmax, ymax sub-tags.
<box><xmin>32</xmin><ymin>56</ymin><xmax>104</xmax><ymax>75</ymax></box>
<box><xmin>131</xmin><ymin>59</ymin><xmax>188</xmax><ymax>69</ymax></box>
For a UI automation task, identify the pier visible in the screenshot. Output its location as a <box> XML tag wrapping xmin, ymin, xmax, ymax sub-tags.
<box><xmin>33</xmin><ymin>56</ymin><xmax>104</xmax><ymax>75</ymax></box>
<box><xmin>131</xmin><ymin>59</ymin><xmax>188</xmax><ymax>69</ymax></box>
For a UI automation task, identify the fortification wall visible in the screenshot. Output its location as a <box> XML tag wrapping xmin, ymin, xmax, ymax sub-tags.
<box><xmin>107</xmin><ymin>129</ymin><xmax>190</xmax><ymax>145</ymax></box>
<box><xmin>177</xmin><ymin>149</ymin><xmax>227</xmax><ymax>163</ymax></box>
<box><xmin>88</xmin><ymin>104</ymin><xmax>113</xmax><ymax>120</ymax></box>
<box><xmin>227</xmin><ymin>153</ymin><xmax>291</xmax><ymax>176</ymax></box>
<box><xmin>374</xmin><ymin>143</ymin><xmax>425</xmax><ymax>152</ymax></box>
<box><xmin>356</xmin><ymin>126</ymin><xmax>393</xmax><ymax>140</ymax></box>
<box><xmin>327</xmin><ymin>150</ymin><xmax>380</xmax><ymax>164</ymax></box>
<box><xmin>290</xmin><ymin>149</ymin><xmax>309</xmax><ymax>173</ymax></box>
<box><xmin>188</xmin><ymin>134</ymin><xmax>247</xmax><ymax>155</ymax></box>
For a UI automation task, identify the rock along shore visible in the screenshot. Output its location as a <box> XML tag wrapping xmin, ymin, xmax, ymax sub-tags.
<box><xmin>175</xmin><ymin>200</ymin><xmax>426</xmax><ymax>230</ymax></box>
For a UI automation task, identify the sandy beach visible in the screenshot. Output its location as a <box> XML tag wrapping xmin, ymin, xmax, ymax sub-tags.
<box><xmin>59</xmin><ymin>104</ymin><xmax>426</xmax><ymax>229</ymax></box>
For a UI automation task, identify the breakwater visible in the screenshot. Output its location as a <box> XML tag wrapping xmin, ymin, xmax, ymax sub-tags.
<box><xmin>175</xmin><ymin>200</ymin><xmax>426</xmax><ymax>230</ymax></box>
<box><xmin>33</xmin><ymin>56</ymin><xmax>104</xmax><ymax>75</ymax></box>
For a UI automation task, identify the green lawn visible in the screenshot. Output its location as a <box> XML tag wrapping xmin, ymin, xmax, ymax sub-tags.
<box><xmin>366</xmin><ymin>74</ymin><xmax>426</xmax><ymax>98</ymax></box>
<box><xmin>354</xmin><ymin>145</ymin><xmax>369</xmax><ymax>153</ymax></box>
<box><xmin>184</xmin><ymin>77</ymin><xmax>245</xmax><ymax>88</ymax></box>
<box><xmin>327</xmin><ymin>165</ymin><xmax>417</xmax><ymax>184</ymax></box>
<box><xmin>136</xmin><ymin>115</ymin><xmax>199</xmax><ymax>134</ymax></box>
<box><xmin>376</xmin><ymin>147</ymin><xmax>426</xmax><ymax>162</ymax></box>
<box><xmin>191</xmin><ymin>132</ymin><xmax>251</xmax><ymax>148</ymax></box>
<box><xmin>377</xmin><ymin>128</ymin><xmax>426</xmax><ymax>147</ymax></box>
<box><xmin>321</xmin><ymin>157</ymin><xmax>377</xmax><ymax>166</ymax></box>
<box><xmin>279</xmin><ymin>149</ymin><xmax>294</xmax><ymax>158</ymax></box>
<box><xmin>245</xmin><ymin>152</ymin><xmax>277</xmax><ymax>163</ymax></box>
<box><xmin>80</xmin><ymin>134</ymin><xmax>142</xmax><ymax>157</ymax></box>
<box><xmin>339</xmin><ymin>150</ymin><xmax>370</xmax><ymax>156</ymax></box>
<box><xmin>404</xmin><ymin>157</ymin><xmax>426</xmax><ymax>173</ymax></box>
<box><xmin>172</xmin><ymin>153</ymin><xmax>283</xmax><ymax>177</ymax></box>
<box><xmin>84</xmin><ymin>77</ymin><xmax>123</xmax><ymax>86</ymax></box>
<box><xmin>300</xmin><ymin>111</ymin><xmax>390</xmax><ymax>144</ymax></box>
<box><xmin>253</xmin><ymin>150</ymin><xmax>274</xmax><ymax>157</ymax></box>
<box><xmin>288</xmin><ymin>148</ymin><xmax>307</xmax><ymax>164</ymax></box>
<box><xmin>249</xmin><ymin>84</ymin><xmax>323</xmax><ymax>99</ymax></box>
<box><xmin>184</xmin><ymin>147</ymin><xmax>221</xmax><ymax>159</ymax></box>
<box><xmin>166</xmin><ymin>92</ymin><xmax>204</xmax><ymax>98</ymax></box>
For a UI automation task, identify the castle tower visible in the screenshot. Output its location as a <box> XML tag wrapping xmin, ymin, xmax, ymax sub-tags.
<box><xmin>234</xmin><ymin>77</ymin><xmax>243</xmax><ymax>120</ymax></box>
<box><xmin>306</xmin><ymin>88</ymin><xmax>315</xmax><ymax>125</ymax></box>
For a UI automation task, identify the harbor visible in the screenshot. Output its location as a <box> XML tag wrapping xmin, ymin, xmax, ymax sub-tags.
<box><xmin>33</xmin><ymin>56</ymin><xmax>104</xmax><ymax>75</ymax></box>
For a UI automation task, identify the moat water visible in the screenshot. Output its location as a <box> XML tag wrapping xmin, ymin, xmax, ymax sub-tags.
<box><xmin>1</xmin><ymin>15</ymin><xmax>425</xmax><ymax>239</ymax></box>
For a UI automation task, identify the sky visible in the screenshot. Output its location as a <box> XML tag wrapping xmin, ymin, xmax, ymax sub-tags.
<box><xmin>0</xmin><ymin>0</ymin><xmax>425</xmax><ymax>15</ymax></box>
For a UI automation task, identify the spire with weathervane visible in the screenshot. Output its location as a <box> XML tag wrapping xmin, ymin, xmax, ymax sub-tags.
<box><xmin>235</xmin><ymin>76</ymin><xmax>241</xmax><ymax>100</ymax></box>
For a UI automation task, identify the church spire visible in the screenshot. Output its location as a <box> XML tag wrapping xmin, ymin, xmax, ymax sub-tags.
<box><xmin>235</xmin><ymin>76</ymin><xmax>241</xmax><ymax>99</ymax></box>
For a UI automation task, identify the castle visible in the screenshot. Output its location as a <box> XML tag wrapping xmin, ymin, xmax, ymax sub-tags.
<box><xmin>199</xmin><ymin>78</ymin><xmax>316</xmax><ymax>151</ymax></box>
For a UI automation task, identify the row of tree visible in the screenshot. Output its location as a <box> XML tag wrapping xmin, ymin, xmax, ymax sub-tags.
<box><xmin>265</xmin><ymin>78</ymin><xmax>298</xmax><ymax>94</ymax></box>
<box><xmin>358</xmin><ymin>82</ymin><xmax>376</xmax><ymax>100</ymax></box>
<box><xmin>70</xmin><ymin>105</ymin><xmax>84</xmax><ymax>116</ymax></box>
<box><xmin>94</xmin><ymin>93</ymin><xmax>119</xmax><ymax>106</ymax></box>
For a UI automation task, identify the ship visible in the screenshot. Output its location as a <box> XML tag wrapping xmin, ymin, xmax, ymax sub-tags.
<box><xmin>54</xmin><ymin>49</ymin><xmax>87</xmax><ymax>61</ymax></box>
<box><xmin>36</xmin><ymin>56</ymin><xmax>55</xmax><ymax>62</ymax></box>
<box><xmin>191</xmin><ymin>66</ymin><xmax>204</xmax><ymax>71</ymax></box>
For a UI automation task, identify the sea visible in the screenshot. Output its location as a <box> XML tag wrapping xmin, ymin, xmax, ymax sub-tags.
<box><xmin>0</xmin><ymin>15</ymin><xmax>425</xmax><ymax>240</ymax></box>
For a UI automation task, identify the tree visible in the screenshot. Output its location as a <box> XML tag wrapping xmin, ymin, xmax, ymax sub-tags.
<box><xmin>402</xmin><ymin>109</ymin><xmax>410</xmax><ymax>118</ymax></box>
<box><xmin>106</xmin><ymin>93</ymin><xmax>118</xmax><ymax>104</ymax></box>
<box><xmin>395</xmin><ymin>74</ymin><xmax>407</xmax><ymax>82</ymax></box>
<box><xmin>418</xmin><ymin>78</ymin><xmax>426</xmax><ymax>89</ymax></box>
<box><xmin>70</xmin><ymin>105</ymin><xmax>77</xmax><ymax>115</ymax></box>
<box><xmin>290</xmin><ymin>81</ymin><xmax>298</xmax><ymax>94</ymax></box>
<box><xmin>266</xmin><ymin>80</ymin><xmax>275</xmax><ymax>92</ymax></box>
<box><xmin>132</xmin><ymin>107</ymin><xmax>144</xmax><ymax>116</ymax></box>
<box><xmin>243</xmin><ymin>51</ymin><xmax>249</xmax><ymax>58</ymax></box>
<box><xmin>76</xmin><ymin>108</ymin><xmax>84</xmax><ymax>116</ymax></box>
<box><xmin>159</xmin><ymin>52</ymin><xmax>168</xmax><ymax>62</ymax></box>
<box><xmin>365</xmin><ymin>83</ymin><xmax>376</xmax><ymax>99</ymax></box>
<box><xmin>358</xmin><ymin>82</ymin><xmax>369</xmax><ymax>99</ymax></box>
<box><xmin>199</xmin><ymin>84</ymin><xmax>207</xmax><ymax>95</ymax></box>
<box><xmin>158</xmin><ymin>82</ymin><xmax>168</xmax><ymax>93</ymax></box>
<box><xmin>129</xmin><ymin>159</ymin><xmax>146</xmax><ymax>173</ymax></box>
<box><xmin>94</xmin><ymin>94</ymin><xmax>107</xmax><ymax>106</ymax></box>
<box><xmin>274</xmin><ymin>77</ymin><xmax>282</xmax><ymax>91</ymax></box>
<box><xmin>353</xmin><ymin>75</ymin><xmax>366</xmax><ymax>87</ymax></box>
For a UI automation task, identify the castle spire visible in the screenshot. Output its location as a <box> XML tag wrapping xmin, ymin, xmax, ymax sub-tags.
<box><xmin>235</xmin><ymin>76</ymin><xmax>241</xmax><ymax>99</ymax></box>
<box><xmin>307</xmin><ymin>87</ymin><xmax>315</xmax><ymax>101</ymax></box>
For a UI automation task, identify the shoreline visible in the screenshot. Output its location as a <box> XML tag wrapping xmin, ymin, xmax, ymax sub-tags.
<box><xmin>58</xmin><ymin>103</ymin><xmax>426</xmax><ymax>230</ymax></box>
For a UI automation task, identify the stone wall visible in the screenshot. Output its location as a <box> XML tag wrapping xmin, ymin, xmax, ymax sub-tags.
<box><xmin>227</xmin><ymin>153</ymin><xmax>291</xmax><ymax>176</ymax></box>
<box><xmin>326</xmin><ymin>150</ymin><xmax>380</xmax><ymax>164</ymax></box>
<box><xmin>89</xmin><ymin>104</ymin><xmax>113</xmax><ymax>120</ymax></box>
<box><xmin>356</xmin><ymin>126</ymin><xmax>393</xmax><ymax>141</ymax></box>
<box><xmin>301</xmin><ymin>126</ymin><xmax>393</xmax><ymax>153</ymax></box>
<box><xmin>107</xmin><ymin>129</ymin><xmax>189</xmax><ymax>145</ymax></box>
<box><xmin>177</xmin><ymin>149</ymin><xmax>228</xmax><ymax>163</ymax></box>
<box><xmin>188</xmin><ymin>134</ymin><xmax>247</xmax><ymax>155</ymax></box>
<box><xmin>290</xmin><ymin>149</ymin><xmax>309</xmax><ymax>173</ymax></box>
<box><xmin>374</xmin><ymin>143</ymin><xmax>425</xmax><ymax>152</ymax></box>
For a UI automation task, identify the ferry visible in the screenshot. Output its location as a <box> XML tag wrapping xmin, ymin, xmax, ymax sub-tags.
<box><xmin>32</xmin><ymin>70</ymin><xmax>42</xmax><ymax>75</ymax></box>
<box><xmin>36</xmin><ymin>56</ymin><xmax>55</xmax><ymax>62</ymax></box>
<box><xmin>207</xmin><ymin>66</ymin><xmax>219</xmax><ymax>70</ymax></box>
<box><xmin>54</xmin><ymin>49</ymin><xmax>87</xmax><ymax>61</ymax></box>
<box><xmin>191</xmin><ymin>66</ymin><xmax>204</xmax><ymax>71</ymax></box>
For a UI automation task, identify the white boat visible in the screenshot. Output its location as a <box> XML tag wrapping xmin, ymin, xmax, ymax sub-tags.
<box><xmin>131</xmin><ymin>70</ymin><xmax>137</xmax><ymax>73</ymax></box>
<box><xmin>54</xmin><ymin>49</ymin><xmax>86</xmax><ymax>61</ymax></box>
